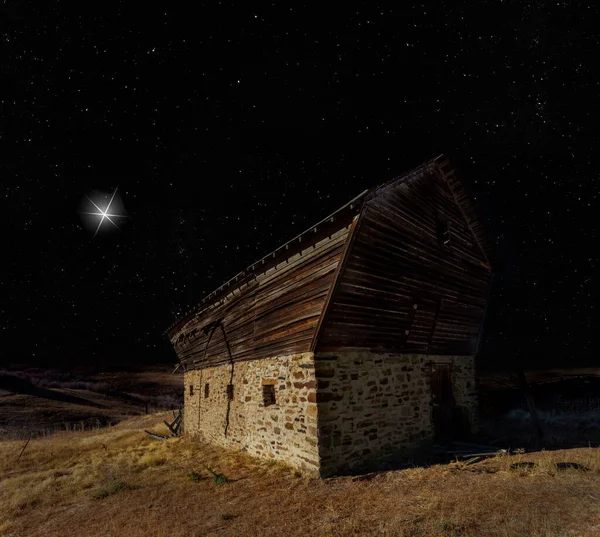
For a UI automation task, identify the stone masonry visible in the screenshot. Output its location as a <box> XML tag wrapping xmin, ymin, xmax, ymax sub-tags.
<box><xmin>183</xmin><ymin>352</ymin><xmax>320</xmax><ymax>476</ymax></box>
<box><xmin>315</xmin><ymin>351</ymin><xmax>478</xmax><ymax>476</ymax></box>
<box><xmin>183</xmin><ymin>351</ymin><xmax>477</xmax><ymax>477</ymax></box>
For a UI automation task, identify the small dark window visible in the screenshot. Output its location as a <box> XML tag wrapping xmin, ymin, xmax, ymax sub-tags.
<box><xmin>189</xmin><ymin>384</ymin><xmax>194</xmax><ymax>397</ymax></box>
<box><xmin>226</xmin><ymin>384</ymin><xmax>234</xmax><ymax>401</ymax></box>
<box><xmin>262</xmin><ymin>384</ymin><xmax>276</xmax><ymax>407</ymax></box>
<box><xmin>437</xmin><ymin>220</ymin><xmax>451</xmax><ymax>245</ymax></box>
<box><xmin>204</xmin><ymin>383</ymin><xmax>210</xmax><ymax>399</ymax></box>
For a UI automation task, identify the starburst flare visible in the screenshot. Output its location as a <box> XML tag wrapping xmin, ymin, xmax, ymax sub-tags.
<box><xmin>77</xmin><ymin>187</ymin><xmax>129</xmax><ymax>238</ymax></box>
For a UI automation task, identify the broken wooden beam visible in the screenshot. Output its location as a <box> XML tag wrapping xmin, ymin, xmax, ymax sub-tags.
<box><xmin>163</xmin><ymin>420</ymin><xmax>177</xmax><ymax>435</ymax></box>
<box><xmin>441</xmin><ymin>450</ymin><xmax>506</xmax><ymax>458</ymax></box>
<box><xmin>163</xmin><ymin>411</ymin><xmax>183</xmax><ymax>436</ymax></box>
<box><xmin>144</xmin><ymin>430</ymin><xmax>172</xmax><ymax>440</ymax></box>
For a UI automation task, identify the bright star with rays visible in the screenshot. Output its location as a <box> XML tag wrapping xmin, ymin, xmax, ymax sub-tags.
<box><xmin>77</xmin><ymin>187</ymin><xmax>129</xmax><ymax>238</ymax></box>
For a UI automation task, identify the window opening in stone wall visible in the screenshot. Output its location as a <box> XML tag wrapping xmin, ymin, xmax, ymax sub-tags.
<box><xmin>189</xmin><ymin>384</ymin><xmax>194</xmax><ymax>397</ymax></box>
<box><xmin>226</xmin><ymin>384</ymin><xmax>234</xmax><ymax>401</ymax></box>
<box><xmin>204</xmin><ymin>383</ymin><xmax>209</xmax><ymax>398</ymax></box>
<box><xmin>262</xmin><ymin>384</ymin><xmax>276</xmax><ymax>407</ymax></box>
<box><xmin>437</xmin><ymin>219</ymin><xmax>451</xmax><ymax>245</ymax></box>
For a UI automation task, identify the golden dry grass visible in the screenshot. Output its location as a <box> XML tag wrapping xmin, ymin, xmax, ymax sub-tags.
<box><xmin>2</xmin><ymin>413</ymin><xmax>600</xmax><ymax>537</ymax></box>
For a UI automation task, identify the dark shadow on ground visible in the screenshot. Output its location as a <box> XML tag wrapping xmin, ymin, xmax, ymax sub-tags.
<box><xmin>323</xmin><ymin>449</ymin><xmax>448</xmax><ymax>479</ymax></box>
<box><xmin>327</xmin><ymin>444</ymin><xmax>598</xmax><ymax>480</ymax></box>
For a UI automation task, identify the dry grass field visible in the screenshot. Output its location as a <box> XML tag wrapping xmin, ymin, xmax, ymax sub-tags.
<box><xmin>2</xmin><ymin>412</ymin><xmax>600</xmax><ymax>537</ymax></box>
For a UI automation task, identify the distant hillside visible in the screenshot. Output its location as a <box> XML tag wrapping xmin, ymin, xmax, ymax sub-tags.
<box><xmin>0</xmin><ymin>366</ymin><xmax>182</xmax><ymax>440</ymax></box>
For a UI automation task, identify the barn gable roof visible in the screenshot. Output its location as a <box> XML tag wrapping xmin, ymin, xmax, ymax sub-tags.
<box><xmin>164</xmin><ymin>154</ymin><xmax>496</xmax><ymax>359</ymax></box>
<box><xmin>163</xmin><ymin>188</ymin><xmax>366</xmax><ymax>341</ymax></box>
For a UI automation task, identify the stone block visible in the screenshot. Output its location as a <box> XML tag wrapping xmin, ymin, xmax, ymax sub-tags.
<box><xmin>306</xmin><ymin>404</ymin><xmax>318</xmax><ymax>418</ymax></box>
<box><xmin>293</xmin><ymin>381</ymin><xmax>316</xmax><ymax>390</ymax></box>
<box><xmin>317</xmin><ymin>392</ymin><xmax>343</xmax><ymax>403</ymax></box>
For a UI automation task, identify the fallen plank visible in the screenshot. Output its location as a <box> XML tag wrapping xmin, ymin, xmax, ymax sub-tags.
<box><xmin>144</xmin><ymin>430</ymin><xmax>172</xmax><ymax>440</ymax></box>
<box><xmin>204</xmin><ymin>527</ymin><xmax>226</xmax><ymax>535</ymax></box>
<box><xmin>169</xmin><ymin>414</ymin><xmax>183</xmax><ymax>436</ymax></box>
<box><xmin>432</xmin><ymin>450</ymin><xmax>506</xmax><ymax>458</ymax></box>
<box><xmin>171</xmin><ymin>414</ymin><xmax>182</xmax><ymax>428</ymax></box>
<box><xmin>164</xmin><ymin>420</ymin><xmax>177</xmax><ymax>435</ymax></box>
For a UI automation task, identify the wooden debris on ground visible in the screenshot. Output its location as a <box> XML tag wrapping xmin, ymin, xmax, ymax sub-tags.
<box><xmin>430</xmin><ymin>441</ymin><xmax>508</xmax><ymax>460</ymax></box>
<box><xmin>462</xmin><ymin>456</ymin><xmax>482</xmax><ymax>466</ymax></box>
<box><xmin>145</xmin><ymin>408</ymin><xmax>183</xmax><ymax>440</ymax></box>
<box><xmin>144</xmin><ymin>430</ymin><xmax>172</xmax><ymax>440</ymax></box>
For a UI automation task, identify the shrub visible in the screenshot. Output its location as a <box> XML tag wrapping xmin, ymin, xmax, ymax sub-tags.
<box><xmin>207</xmin><ymin>468</ymin><xmax>228</xmax><ymax>484</ymax></box>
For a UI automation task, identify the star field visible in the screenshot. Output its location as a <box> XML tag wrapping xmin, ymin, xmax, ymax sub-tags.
<box><xmin>2</xmin><ymin>2</ymin><xmax>599</xmax><ymax>367</ymax></box>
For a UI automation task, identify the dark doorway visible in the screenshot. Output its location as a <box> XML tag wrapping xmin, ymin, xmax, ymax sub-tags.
<box><xmin>431</xmin><ymin>363</ymin><xmax>455</xmax><ymax>443</ymax></box>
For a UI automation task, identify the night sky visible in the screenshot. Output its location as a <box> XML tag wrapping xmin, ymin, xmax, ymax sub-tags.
<box><xmin>2</xmin><ymin>3</ymin><xmax>598</xmax><ymax>368</ymax></box>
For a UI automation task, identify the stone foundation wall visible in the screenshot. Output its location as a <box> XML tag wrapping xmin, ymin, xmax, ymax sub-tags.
<box><xmin>183</xmin><ymin>352</ymin><xmax>320</xmax><ymax>476</ymax></box>
<box><xmin>182</xmin><ymin>351</ymin><xmax>477</xmax><ymax>478</ymax></box>
<box><xmin>436</xmin><ymin>355</ymin><xmax>479</xmax><ymax>434</ymax></box>
<box><xmin>314</xmin><ymin>352</ymin><xmax>477</xmax><ymax>476</ymax></box>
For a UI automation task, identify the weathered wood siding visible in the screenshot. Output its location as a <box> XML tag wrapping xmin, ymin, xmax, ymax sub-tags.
<box><xmin>167</xmin><ymin>155</ymin><xmax>495</xmax><ymax>366</ymax></box>
<box><xmin>315</xmin><ymin>170</ymin><xmax>492</xmax><ymax>355</ymax></box>
<box><xmin>172</xmin><ymin>219</ymin><xmax>356</xmax><ymax>369</ymax></box>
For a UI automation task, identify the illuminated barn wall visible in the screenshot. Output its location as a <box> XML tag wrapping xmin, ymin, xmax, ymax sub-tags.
<box><xmin>183</xmin><ymin>352</ymin><xmax>320</xmax><ymax>476</ymax></box>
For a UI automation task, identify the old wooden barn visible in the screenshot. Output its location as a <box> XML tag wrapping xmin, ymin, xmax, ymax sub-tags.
<box><xmin>165</xmin><ymin>154</ymin><xmax>495</xmax><ymax>477</ymax></box>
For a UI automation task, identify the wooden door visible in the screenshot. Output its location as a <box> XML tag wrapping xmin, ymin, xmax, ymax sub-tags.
<box><xmin>431</xmin><ymin>363</ymin><xmax>455</xmax><ymax>443</ymax></box>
